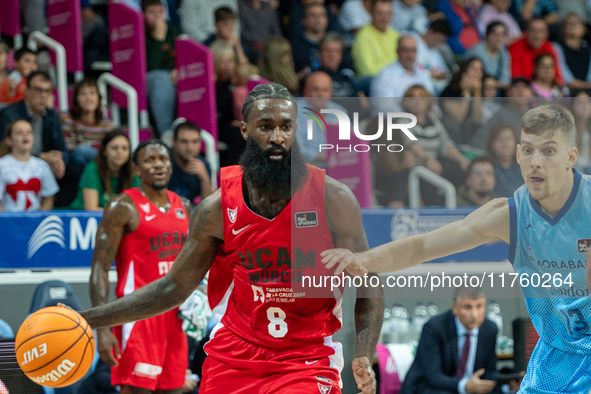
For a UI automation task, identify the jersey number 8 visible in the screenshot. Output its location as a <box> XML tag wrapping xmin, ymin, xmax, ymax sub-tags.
<box><xmin>267</xmin><ymin>307</ymin><xmax>288</xmax><ymax>338</ymax></box>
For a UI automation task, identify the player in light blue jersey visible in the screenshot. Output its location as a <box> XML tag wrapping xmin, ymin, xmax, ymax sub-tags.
<box><xmin>322</xmin><ymin>103</ymin><xmax>591</xmax><ymax>394</ymax></box>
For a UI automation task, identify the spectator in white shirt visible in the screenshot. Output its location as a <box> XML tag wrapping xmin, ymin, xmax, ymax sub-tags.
<box><xmin>410</xmin><ymin>19</ymin><xmax>453</xmax><ymax>94</ymax></box>
<box><xmin>392</xmin><ymin>0</ymin><xmax>430</xmax><ymax>35</ymax></box>
<box><xmin>338</xmin><ymin>0</ymin><xmax>372</xmax><ymax>44</ymax></box>
<box><xmin>180</xmin><ymin>0</ymin><xmax>239</xmax><ymax>42</ymax></box>
<box><xmin>0</xmin><ymin>120</ymin><xmax>59</xmax><ymax>211</ymax></box>
<box><xmin>370</xmin><ymin>35</ymin><xmax>434</xmax><ymax>112</ymax></box>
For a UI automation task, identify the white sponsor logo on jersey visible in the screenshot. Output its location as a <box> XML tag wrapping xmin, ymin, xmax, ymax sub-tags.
<box><xmin>145</xmin><ymin>214</ymin><xmax>157</xmax><ymax>221</ymax></box>
<box><xmin>140</xmin><ymin>203</ymin><xmax>151</xmax><ymax>214</ymax></box>
<box><xmin>228</xmin><ymin>207</ymin><xmax>237</xmax><ymax>223</ymax></box>
<box><xmin>133</xmin><ymin>363</ymin><xmax>162</xmax><ymax>379</ymax></box>
<box><xmin>232</xmin><ymin>224</ymin><xmax>251</xmax><ymax>235</ymax></box>
<box><xmin>252</xmin><ymin>285</ymin><xmax>265</xmax><ymax>303</ymax></box>
<box><xmin>318</xmin><ymin>383</ymin><xmax>332</xmax><ymax>394</ymax></box>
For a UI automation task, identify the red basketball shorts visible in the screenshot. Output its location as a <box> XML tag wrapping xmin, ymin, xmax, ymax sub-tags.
<box><xmin>200</xmin><ymin>325</ymin><xmax>342</xmax><ymax>394</ymax></box>
<box><xmin>112</xmin><ymin>308</ymin><xmax>188</xmax><ymax>391</ymax></box>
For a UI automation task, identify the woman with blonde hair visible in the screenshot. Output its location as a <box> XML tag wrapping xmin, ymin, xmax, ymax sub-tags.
<box><xmin>258</xmin><ymin>37</ymin><xmax>299</xmax><ymax>92</ymax></box>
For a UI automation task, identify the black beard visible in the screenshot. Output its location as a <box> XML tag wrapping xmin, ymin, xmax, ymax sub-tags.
<box><xmin>239</xmin><ymin>137</ymin><xmax>308</xmax><ymax>200</ymax></box>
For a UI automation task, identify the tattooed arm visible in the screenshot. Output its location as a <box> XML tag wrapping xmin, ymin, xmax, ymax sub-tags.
<box><xmin>82</xmin><ymin>189</ymin><xmax>223</xmax><ymax>330</ymax></box>
<box><xmin>325</xmin><ymin>177</ymin><xmax>384</xmax><ymax>394</ymax></box>
<box><xmin>88</xmin><ymin>194</ymin><xmax>136</xmax><ymax>365</ymax></box>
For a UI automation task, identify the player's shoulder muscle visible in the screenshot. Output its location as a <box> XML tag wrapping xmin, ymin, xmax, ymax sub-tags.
<box><xmin>464</xmin><ymin>197</ymin><xmax>510</xmax><ymax>244</ymax></box>
<box><xmin>189</xmin><ymin>188</ymin><xmax>223</xmax><ymax>241</ymax></box>
<box><xmin>102</xmin><ymin>193</ymin><xmax>136</xmax><ymax>229</ymax></box>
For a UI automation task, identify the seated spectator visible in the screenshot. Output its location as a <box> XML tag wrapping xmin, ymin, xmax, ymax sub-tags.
<box><xmin>295</xmin><ymin>71</ymin><xmax>347</xmax><ymax>168</ymax></box>
<box><xmin>411</xmin><ymin>19</ymin><xmax>453</xmax><ymax>94</ymax></box>
<box><xmin>440</xmin><ymin>57</ymin><xmax>486</xmax><ymax>145</ymax></box>
<box><xmin>530</xmin><ymin>52</ymin><xmax>568</xmax><ymax>98</ymax></box>
<box><xmin>553</xmin><ymin>0</ymin><xmax>591</xmax><ymax>23</ymax></box>
<box><xmin>510</xmin><ymin>0</ymin><xmax>560</xmax><ymax>27</ymax></box>
<box><xmin>571</xmin><ymin>90</ymin><xmax>591</xmax><ymax>171</ymax></box>
<box><xmin>0</xmin><ymin>48</ymin><xmax>37</xmax><ymax>105</ymax></box>
<box><xmin>238</xmin><ymin>0</ymin><xmax>282</xmax><ymax>64</ymax></box>
<box><xmin>181</xmin><ymin>0</ymin><xmax>239</xmax><ymax>43</ymax></box>
<box><xmin>466</xmin><ymin>21</ymin><xmax>512</xmax><ymax>88</ymax></box>
<box><xmin>143</xmin><ymin>0</ymin><xmax>181</xmax><ymax>138</ymax></box>
<box><xmin>81</xmin><ymin>5</ymin><xmax>109</xmax><ymax>75</ymax></box>
<box><xmin>487</xmin><ymin>123</ymin><xmax>524</xmax><ymax>197</ymax></box>
<box><xmin>0</xmin><ymin>119</ymin><xmax>59</xmax><ymax>211</ymax></box>
<box><xmin>477</xmin><ymin>0</ymin><xmax>522</xmax><ymax>43</ymax></box>
<box><xmin>469</xmin><ymin>77</ymin><xmax>535</xmax><ymax>150</ymax></box>
<box><xmin>232</xmin><ymin>63</ymin><xmax>259</xmax><ymax>121</ymax></box>
<box><xmin>0</xmin><ymin>42</ymin><xmax>8</xmax><ymax>104</ymax></box>
<box><xmin>203</xmin><ymin>7</ymin><xmax>248</xmax><ymax>65</ymax></box>
<box><xmin>292</xmin><ymin>3</ymin><xmax>329</xmax><ymax>72</ymax></box>
<box><xmin>392</xmin><ymin>0</ymin><xmax>429</xmax><ymax>35</ymax></box>
<box><xmin>457</xmin><ymin>156</ymin><xmax>497</xmax><ymax>206</ymax></box>
<box><xmin>68</xmin><ymin>130</ymin><xmax>138</xmax><ymax>210</ymax></box>
<box><xmin>351</xmin><ymin>0</ymin><xmax>400</xmax><ymax>77</ymax></box>
<box><xmin>213</xmin><ymin>40</ymin><xmax>244</xmax><ymax>166</ymax></box>
<box><xmin>553</xmin><ymin>13</ymin><xmax>591</xmax><ymax>91</ymax></box>
<box><xmin>288</xmin><ymin>0</ymin><xmax>343</xmax><ymax>41</ymax></box>
<box><xmin>402</xmin><ymin>85</ymin><xmax>470</xmax><ymax>205</ymax></box>
<box><xmin>435</xmin><ymin>0</ymin><xmax>480</xmax><ymax>55</ymax></box>
<box><xmin>338</xmin><ymin>0</ymin><xmax>372</xmax><ymax>44</ymax></box>
<box><xmin>400</xmin><ymin>286</ymin><xmax>501</xmax><ymax>394</ymax></box>
<box><xmin>0</xmin><ymin>71</ymin><xmax>82</xmax><ymax>208</ymax></box>
<box><xmin>318</xmin><ymin>32</ymin><xmax>357</xmax><ymax>97</ymax></box>
<box><xmin>61</xmin><ymin>78</ymin><xmax>114</xmax><ymax>168</ymax></box>
<box><xmin>168</xmin><ymin>121</ymin><xmax>213</xmax><ymax>202</ymax></box>
<box><xmin>258</xmin><ymin>37</ymin><xmax>300</xmax><ymax>93</ymax></box>
<box><xmin>370</xmin><ymin>36</ymin><xmax>434</xmax><ymax>111</ymax></box>
<box><xmin>370</xmin><ymin>115</ymin><xmax>410</xmax><ymax>207</ymax></box>
<box><xmin>482</xmin><ymin>76</ymin><xmax>502</xmax><ymax>124</ymax></box>
<box><xmin>508</xmin><ymin>18</ymin><xmax>563</xmax><ymax>83</ymax></box>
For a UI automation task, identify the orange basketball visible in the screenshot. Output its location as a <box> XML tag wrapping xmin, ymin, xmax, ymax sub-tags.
<box><xmin>15</xmin><ymin>306</ymin><xmax>95</xmax><ymax>388</ymax></box>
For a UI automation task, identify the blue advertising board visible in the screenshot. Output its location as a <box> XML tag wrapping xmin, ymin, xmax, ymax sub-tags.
<box><xmin>0</xmin><ymin>208</ymin><xmax>509</xmax><ymax>270</ymax></box>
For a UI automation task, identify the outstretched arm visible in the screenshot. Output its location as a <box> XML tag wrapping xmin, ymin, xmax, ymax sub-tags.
<box><xmin>322</xmin><ymin>198</ymin><xmax>510</xmax><ymax>275</ymax></box>
<box><xmin>81</xmin><ymin>190</ymin><xmax>223</xmax><ymax>329</ymax></box>
<box><xmin>326</xmin><ymin>178</ymin><xmax>384</xmax><ymax>394</ymax></box>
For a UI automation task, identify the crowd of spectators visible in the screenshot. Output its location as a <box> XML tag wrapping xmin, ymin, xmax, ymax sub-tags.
<box><xmin>3</xmin><ymin>0</ymin><xmax>591</xmax><ymax>211</ymax></box>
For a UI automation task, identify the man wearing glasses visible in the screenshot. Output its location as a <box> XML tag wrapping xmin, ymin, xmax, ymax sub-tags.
<box><xmin>0</xmin><ymin>71</ymin><xmax>79</xmax><ymax>206</ymax></box>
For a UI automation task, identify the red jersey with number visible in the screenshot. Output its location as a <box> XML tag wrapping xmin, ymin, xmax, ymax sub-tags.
<box><xmin>207</xmin><ymin>164</ymin><xmax>343</xmax><ymax>351</ymax></box>
<box><xmin>114</xmin><ymin>188</ymin><xmax>189</xmax><ymax>298</ymax></box>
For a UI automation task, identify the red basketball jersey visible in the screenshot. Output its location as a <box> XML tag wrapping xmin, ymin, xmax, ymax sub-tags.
<box><xmin>115</xmin><ymin>188</ymin><xmax>189</xmax><ymax>298</ymax></box>
<box><xmin>208</xmin><ymin>165</ymin><xmax>343</xmax><ymax>350</ymax></box>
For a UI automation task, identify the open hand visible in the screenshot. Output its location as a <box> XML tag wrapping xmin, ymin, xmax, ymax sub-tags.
<box><xmin>320</xmin><ymin>248</ymin><xmax>368</xmax><ymax>276</ymax></box>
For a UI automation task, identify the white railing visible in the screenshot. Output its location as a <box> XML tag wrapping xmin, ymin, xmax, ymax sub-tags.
<box><xmin>97</xmin><ymin>73</ymin><xmax>139</xmax><ymax>150</ymax></box>
<box><xmin>27</xmin><ymin>31</ymin><xmax>68</xmax><ymax>114</ymax></box>
<box><xmin>200</xmin><ymin>130</ymin><xmax>219</xmax><ymax>190</ymax></box>
<box><xmin>408</xmin><ymin>166</ymin><xmax>457</xmax><ymax>209</ymax></box>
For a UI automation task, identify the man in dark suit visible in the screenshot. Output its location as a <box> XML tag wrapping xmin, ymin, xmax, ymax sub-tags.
<box><xmin>400</xmin><ymin>287</ymin><xmax>500</xmax><ymax>394</ymax></box>
<box><xmin>0</xmin><ymin>71</ymin><xmax>81</xmax><ymax>206</ymax></box>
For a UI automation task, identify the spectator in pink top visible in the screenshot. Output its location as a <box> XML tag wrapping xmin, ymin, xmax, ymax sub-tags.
<box><xmin>476</xmin><ymin>0</ymin><xmax>522</xmax><ymax>43</ymax></box>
